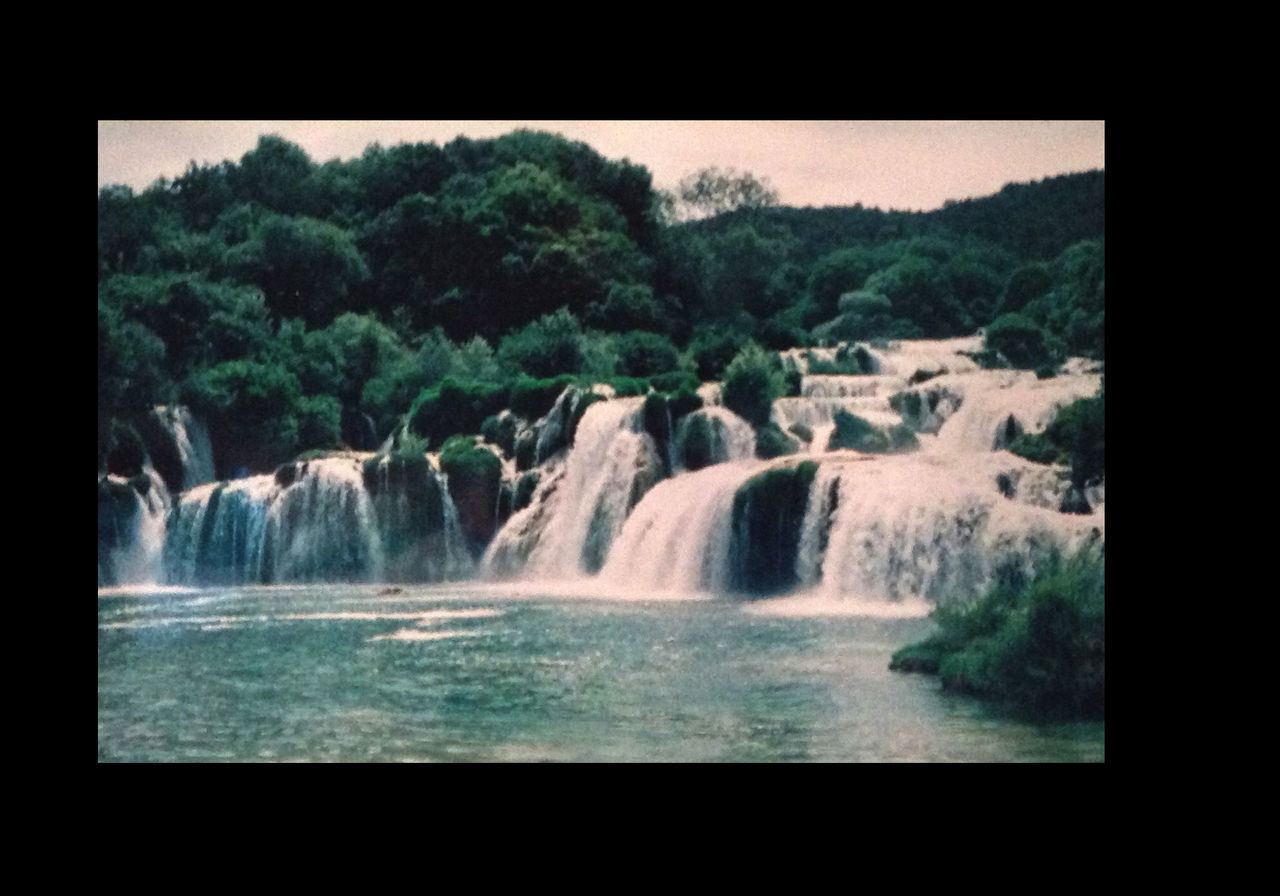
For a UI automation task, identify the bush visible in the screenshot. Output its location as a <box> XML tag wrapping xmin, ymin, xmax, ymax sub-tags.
<box><xmin>1009</xmin><ymin>392</ymin><xmax>1104</xmax><ymax>487</ymax></box>
<box><xmin>827</xmin><ymin>410</ymin><xmax>919</xmax><ymax>454</ymax></box>
<box><xmin>722</xmin><ymin>342</ymin><xmax>786</xmax><ymax>428</ymax></box>
<box><xmin>891</xmin><ymin>545</ymin><xmax>1104</xmax><ymax>719</ymax></box>
<box><xmin>497</xmin><ymin>307</ymin><xmax>586</xmax><ymax>378</ymax></box>
<box><xmin>508</xmin><ymin>374</ymin><xmax>576</xmax><ymax>421</ymax></box>
<box><xmin>615</xmin><ymin>330</ymin><xmax>681</xmax><ymax>378</ymax></box>
<box><xmin>408</xmin><ymin>377</ymin><xmax>509</xmax><ymax>446</ymax></box>
<box><xmin>755</xmin><ymin>421</ymin><xmax>799</xmax><ymax>459</ymax></box>
<box><xmin>984</xmin><ymin>313</ymin><xmax>1063</xmax><ymax>370</ymax></box>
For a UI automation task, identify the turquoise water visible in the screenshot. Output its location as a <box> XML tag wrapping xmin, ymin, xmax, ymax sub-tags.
<box><xmin>97</xmin><ymin>584</ymin><xmax>1104</xmax><ymax>762</ymax></box>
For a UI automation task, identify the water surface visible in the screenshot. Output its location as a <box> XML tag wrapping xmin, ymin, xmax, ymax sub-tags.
<box><xmin>98</xmin><ymin>583</ymin><xmax>1104</xmax><ymax>762</ymax></box>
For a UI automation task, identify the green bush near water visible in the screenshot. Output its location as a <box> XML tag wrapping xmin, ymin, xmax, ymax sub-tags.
<box><xmin>890</xmin><ymin>545</ymin><xmax>1105</xmax><ymax>719</ymax></box>
<box><xmin>827</xmin><ymin>410</ymin><xmax>918</xmax><ymax>453</ymax></box>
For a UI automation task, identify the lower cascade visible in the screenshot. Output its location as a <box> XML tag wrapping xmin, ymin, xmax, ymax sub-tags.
<box><xmin>99</xmin><ymin>337</ymin><xmax>1104</xmax><ymax>609</ymax></box>
<box><xmin>162</xmin><ymin>454</ymin><xmax>471</xmax><ymax>586</ymax></box>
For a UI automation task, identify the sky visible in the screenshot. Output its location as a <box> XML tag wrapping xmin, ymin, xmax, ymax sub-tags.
<box><xmin>98</xmin><ymin>120</ymin><xmax>1105</xmax><ymax>213</ymax></box>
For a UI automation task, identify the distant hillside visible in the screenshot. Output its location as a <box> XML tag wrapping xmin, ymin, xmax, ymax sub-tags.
<box><xmin>681</xmin><ymin>170</ymin><xmax>1104</xmax><ymax>265</ymax></box>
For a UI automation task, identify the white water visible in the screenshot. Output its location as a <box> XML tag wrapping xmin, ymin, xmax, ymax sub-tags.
<box><xmin>798</xmin><ymin>452</ymin><xmax>1101</xmax><ymax>604</ymax></box>
<box><xmin>164</xmin><ymin>454</ymin><xmax>471</xmax><ymax>586</ymax></box>
<box><xmin>598</xmin><ymin>460</ymin><xmax>764</xmax><ymax>594</ymax></box>
<box><xmin>481</xmin><ymin>397</ymin><xmax>661</xmax><ymax>581</ymax></box>
<box><xmin>99</xmin><ymin>464</ymin><xmax>171</xmax><ymax>585</ymax></box>
<box><xmin>153</xmin><ymin>405</ymin><xmax>215</xmax><ymax>489</ymax></box>
<box><xmin>104</xmin><ymin>337</ymin><xmax>1103</xmax><ymax>607</ymax></box>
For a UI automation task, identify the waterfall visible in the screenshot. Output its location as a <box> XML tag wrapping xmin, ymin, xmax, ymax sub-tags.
<box><xmin>102</xmin><ymin>336</ymin><xmax>1103</xmax><ymax>604</ymax></box>
<box><xmin>598</xmin><ymin>460</ymin><xmax>766</xmax><ymax>594</ymax></box>
<box><xmin>149</xmin><ymin>405</ymin><xmax>216</xmax><ymax>491</ymax></box>
<box><xmin>162</xmin><ymin>453</ymin><xmax>470</xmax><ymax>586</ymax></box>
<box><xmin>805</xmin><ymin>452</ymin><xmax>1101</xmax><ymax>605</ymax></box>
<box><xmin>97</xmin><ymin>464</ymin><xmax>171</xmax><ymax>586</ymax></box>
<box><xmin>481</xmin><ymin>397</ymin><xmax>662</xmax><ymax>581</ymax></box>
<box><xmin>929</xmin><ymin>370</ymin><xmax>1102</xmax><ymax>454</ymax></box>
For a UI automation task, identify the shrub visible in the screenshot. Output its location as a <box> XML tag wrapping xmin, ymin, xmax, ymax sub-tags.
<box><xmin>827</xmin><ymin>410</ymin><xmax>918</xmax><ymax>454</ymax></box>
<box><xmin>984</xmin><ymin>313</ymin><xmax>1063</xmax><ymax>371</ymax></box>
<box><xmin>722</xmin><ymin>342</ymin><xmax>786</xmax><ymax>428</ymax></box>
<box><xmin>408</xmin><ymin>377</ymin><xmax>508</xmax><ymax>446</ymax></box>
<box><xmin>728</xmin><ymin>461</ymin><xmax>818</xmax><ymax>595</ymax></box>
<box><xmin>508</xmin><ymin>374</ymin><xmax>576</xmax><ymax>421</ymax></box>
<box><xmin>755</xmin><ymin>421</ymin><xmax>799</xmax><ymax>459</ymax></box>
<box><xmin>891</xmin><ymin>545</ymin><xmax>1104</xmax><ymax>719</ymax></box>
<box><xmin>497</xmin><ymin>307</ymin><xmax>586</xmax><ymax>378</ymax></box>
<box><xmin>615</xmin><ymin>330</ymin><xmax>681</xmax><ymax>378</ymax></box>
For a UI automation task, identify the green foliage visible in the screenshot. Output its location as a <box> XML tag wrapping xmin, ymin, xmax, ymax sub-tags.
<box><xmin>666</xmin><ymin>385</ymin><xmax>704</xmax><ymax>421</ymax></box>
<box><xmin>229</xmin><ymin>212</ymin><xmax>370</xmax><ymax>326</ymax></box>
<box><xmin>513</xmin><ymin>471</ymin><xmax>540</xmax><ymax>511</ymax></box>
<box><xmin>508</xmin><ymin>374</ymin><xmax>577</xmax><ymax>421</ymax></box>
<box><xmin>481</xmin><ymin>413</ymin><xmax>519</xmax><ymax>456</ymax></box>
<box><xmin>680</xmin><ymin>413</ymin><xmax>715</xmax><ymax>471</ymax></box>
<box><xmin>607</xmin><ymin>377</ymin><xmax>650</xmax><ymax>397</ymax></box>
<box><xmin>688</xmin><ymin>326</ymin><xmax>745</xmax><ymax>380</ymax></box>
<box><xmin>98</xmin><ymin>128</ymin><xmax>1102</xmax><ymax>482</ymax></box>
<box><xmin>439</xmin><ymin>435</ymin><xmax>502</xmax><ymax>482</ymax></box>
<box><xmin>438</xmin><ymin>435</ymin><xmax>504</xmax><ymax>556</ymax></box>
<box><xmin>614</xmin><ymin>330</ymin><xmax>681</xmax><ymax>378</ymax></box>
<box><xmin>755</xmin><ymin>421</ymin><xmax>800</xmax><ymax>459</ymax></box>
<box><xmin>1009</xmin><ymin>392</ymin><xmax>1104</xmax><ymax>487</ymax></box>
<box><xmin>894</xmin><ymin>545</ymin><xmax>1105</xmax><ymax>719</ymax></box>
<box><xmin>983</xmin><ymin>312</ymin><xmax>1063</xmax><ymax>371</ymax></box>
<box><xmin>497</xmin><ymin>307</ymin><xmax>588</xmax><ymax>378</ymax></box>
<box><xmin>295</xmin><ymin>394</ymin><xmax>343</xmax><ymax>452</ymax></box>
<box><xmin>407</xmin><ymin>377</ymin><xmax>509</xmax><ymax>447</ymax></box>
<box><xmin>999</xmin><ymin>262</ymin><xmax>1053</xmax><ymax>315</ymax></box>
<box><xmin>184</xmin><ymin>359</ymin><xmax>307</xmax><ymax>475</ymax></box>
<box><xmin>105</xmin><ymin>420</ymin><xmax>147</xmax><ymax>477</ymax></box>
<box><xmin>648</xmin><ymin>370</ymin><xmax>700</xmax><ymax>395</ymax></box>
<box><xmin>584</xmin><ymin>281</ymin><xmax>668</xmax><ymax>333</ymax></box>
<box><xmin>826</xmin><ymin>410</ymin><xmax>917</xmax><ymax>453</ymax></box>
<box><xmin>722</xmin><ymin>342</ymin><xmax>786</xmax><ymax>428</ymax></box>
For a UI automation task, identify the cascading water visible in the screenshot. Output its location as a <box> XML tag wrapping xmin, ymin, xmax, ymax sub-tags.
<box><xmin>151</xmin><ymin>405</ymin><xmax>215</xmax><ymax>490</ymax></box>
<box><xmin>102</xmin><ymin>338</ymin><xmax>1103</xmax><ymax>608</ymax></box>
<box><xmin>481</xmin><ymin>397</ymin><xmax>662</xmax><ymax>581</ymax></box>
<box><xmin>598</xmin><ymin>460</ymin><xmax>764</xmax><ymax>594</ymax></box>
<box><xmin>97</xmin><ymin>464</ymin><xmax>171</xmax><ymax>587</ymax></box>
<box><xmin>163</xmin><ymin>453</ymin><xmax>470</xmax><ymax>586</ymax></box>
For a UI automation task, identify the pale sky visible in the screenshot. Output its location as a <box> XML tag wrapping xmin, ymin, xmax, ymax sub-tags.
<box><xmin>97</xmin><ymin>120</ymin><xmax>1104</xmax><ymax>213</ymax></box>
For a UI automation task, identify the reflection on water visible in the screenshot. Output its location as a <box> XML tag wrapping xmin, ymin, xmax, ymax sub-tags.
<box><xmin>98</xmin><ymin>584</ymin><xmax>1103</xmax><ymax>762</ymax></box>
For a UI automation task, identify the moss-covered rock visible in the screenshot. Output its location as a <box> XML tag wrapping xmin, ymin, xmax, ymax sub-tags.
<box><xmin>439</xmin><ymin>436</ymin><xmax>503</xmax><ymax>558</ymax></box>
<box><xmin>728</xmin><ymin>461</ymin><xmax>818</xmax><ymax>596</ymax></box>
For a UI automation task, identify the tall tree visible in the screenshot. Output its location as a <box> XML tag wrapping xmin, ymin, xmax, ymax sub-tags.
<box><xmin>674</xmin><ymin>167</ymin><xmax>779</xmax><ymax>221</ymax></box>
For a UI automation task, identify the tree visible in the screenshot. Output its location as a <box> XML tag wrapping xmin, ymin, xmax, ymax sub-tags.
<box><xmin>674</xmin><ymin>167</ymin><xmax>779</xmax><ymax>221</ymax></box>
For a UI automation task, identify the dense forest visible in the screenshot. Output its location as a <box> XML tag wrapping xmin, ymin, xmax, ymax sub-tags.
<box><xmin>98</xmin><ymin>130</ymin><xmax>1104</xmax><ymax>483</ymax></box>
